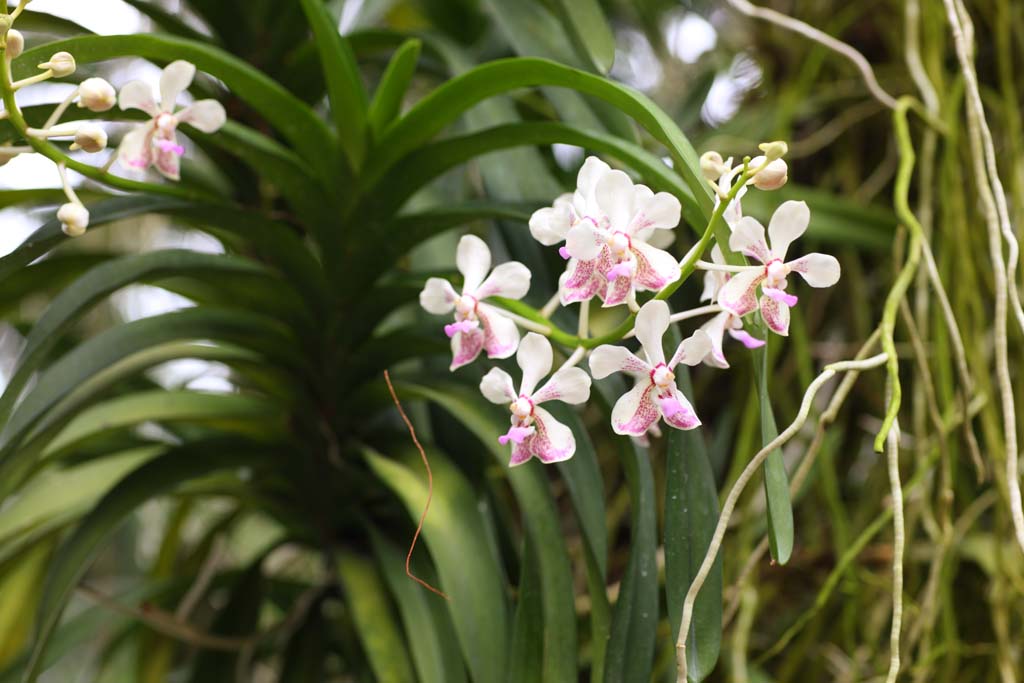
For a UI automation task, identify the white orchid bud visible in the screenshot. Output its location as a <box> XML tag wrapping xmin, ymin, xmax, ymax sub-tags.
<box><xmin>72</xmin><ymin>124</ymin><xmax>107</xmax><ymax>153</ymax></box>
<box><xmin>758</xmin><ymin>140</ymin><xmax>788</xmax><ymax>161</ymax></box>
<box><xmin>700</xmin><ymin>151</ymin><xmax>726</xmax><ymax>180</ymax></box>
<box><xmin>6</xmin><ymin>29</ymin><xmax>24</xmax><ymax>59</ymax></box>
<box><xmin>752</xmin><ymin>158</ymin><xmax>789</xmax><ymax>191</ymax></box>
<box><xmin>58</xmin><ymin>202</ymin><xmax>89</xmax><ymax>237</ymax></box>
<box><xmin>40</xmin><ymin>51</ymin><xmax>76</xmax><ymax>78</ymax></box>
<box><xmin>78</xmin><ymin>77</ymin><xmax>116</xmax><ymax>112</ymax></box>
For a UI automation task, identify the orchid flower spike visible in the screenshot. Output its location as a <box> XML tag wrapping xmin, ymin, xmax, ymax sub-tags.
<box><xmin>551</xmin><ymin>158</ymin><xmax>681</xmax><ymax>307</ymax></box>
<box><xmin>117</xmin><ymin>60</ymin><xmax>227</xmax><ymax>180</ymax></box>
<box><xmin>480</xmin><ymin>333</ymin><xmax>591</xmax><ymax>466</ymax></box>
<box><xmin>590</xmin><ymin>300</ymin><xmax>711</xmax><ymax>436</ymax></box>
<box><xmin>718</xmin><ymin>200</ymin><xmax>841</xmax><ymax>336</ymax></box>
<box><xmin>699</xmin><ymin>246</ymin><xmax>764</xmax><ymax>367</ymax></box>
<box><xmin>420</xmin><ymin>234</ymin><xmax>532</xmax><ymax>371</ymax></box>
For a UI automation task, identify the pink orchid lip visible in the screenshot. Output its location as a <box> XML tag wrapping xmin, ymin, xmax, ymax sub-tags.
<box><xmin>657</xmin><ymin>395</ymin><xmax>688</xmax><ymax>420</ymax></box>
<box><xmin>729</xmin><ymin>328</ymin><xmax>766</xmax><ymax>349</ymax></box>
<box><xmin>558</xmin><ymin>246</ymin><xmax>571</xmax><ymax>260</ymax></box>
<box><xmin>763</xmin><ymin>286</ymin><xmax>798</xmax><ymax>307</ymax></box>
<box><xmin>498</xmin><ymin>425</ymin><xmax>534</xmax><ymax>445</ymax></box>
<box><xmin>606</xmin><ymin>261</ymin><xmax>634</xmax><ymax>281</ymax></box>
<box><xmin>444</xmin><ymin>320</ymin><xmax>477</xmax><ymax>338</ymax></box>
<box><xmin>155</xmin><ymin>139</ymin><xmax>185</xmax><ymax>156</ymax></box>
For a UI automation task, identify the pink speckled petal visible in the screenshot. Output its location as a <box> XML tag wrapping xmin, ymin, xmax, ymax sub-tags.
<box><xmin>718</xmin><ymin>267</ymin><xmax>765</xmax><ymax>318</ymax></box>
<box><xmin>449</xmin><ymin>327</ymin><xmax>484</xmax><ymax>370</ymax></box>
<box><xmin>560</xmin><ymin>256</ymin><xmax>606</xmax><ymax>305</ymax></box>
<box><xmin>611</xmin><ymin>381</ymin><xmax>660</xmax><ymax>436</ymax></box>
<box><xmin>478</xmin><ymin>304</ymin><xmax>520</xmax><ymax>360</ymax></box>
<box><xmin>659</xmin><ymin>390</ymin><xmax>701</xmax><ymax>430</ymax></box>
<box><xmin>518</xmin><ymin>406</ymin><xmax>576</xmax><ymax>464</ymax></box>
<box><xmin>631</xmin><ymin>241</ymin><xmax>680</xmax><ymax>292</ymax></box>
<box><xmin>729</xmin><ymin>217</ymin><xmax>772</xmax><ymax>264</ymax></box>
<box><xmin>759</xmin><ymin>293</ymin><xmax>791</xmax><ymax>336</ymax></box>
<box><xmin>532</xmin><ymin>367</ymin><xmax>591</xmax><ymax>405</ymax></box>
<box><xmin>589</xmin><ymin>345</ymin><xmax>651</xmax><ymax>379</ymax></box>
<box><xmin>601</xmin><ymin>271</ymin><xmax>634</xmax><ymax>308</ymax></box>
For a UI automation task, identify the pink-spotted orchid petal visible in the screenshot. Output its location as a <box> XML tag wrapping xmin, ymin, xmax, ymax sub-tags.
<box><xmin>159</xmin><ymin>61</ymin><xmax>196</xmax><ymax>112</ymax></box>
<box><xmin>728</xmin><ymin>216</ymin><xmax>772</xmax><ymax>264</ymax></box>
<box><xmin>529</xmin><ymin>193</ymin><xmax>574</xmax><ymax>246</ymax></box>
<box><xmin>516</xmin><ymin>332</ymin><xmax>553</xmax><ymax>397</ymax></box>
<box><xmin>763</xmin><ymin>286</ymin><xmax>798</xmax><ymax>307</ymax></box>
<box><xmin>759</xmin><ymin>293</ymin><xmax>791</xmax><ymax>336</ymax></box>
<box><xmin>560</xmin><ymin>256</ymin><xmax>607</xmax><ymax>305</ymax></box>
<box><xmin>633</xmin><ymin>299</ymin><xmax>671</xmax><ymax>366</ymax></box>
<box><xmin>153</xmin><ymin>138</ymin><xmax>182</xmax><ymax>180</ymax></box>
<box><xmin>475</xmin><ymin>262</ymin><xmax>531</xmax><ymax>300</ymax></box>
<box><xmin>455</xmin><ymin>234</ymin><xmax>492</xmax><ymax>293</ymax></box>
<box><xmin>177</xmin><ymin>100</ymin><xmax>227</xmax><ymax>133</ymax></box>
<box><xmin>449</xmin><ymin>328</ymin><xmax>484</xmax><ymax>370</ymax></box>
<box><xmin>532</xmin><ymin>367</ymin><xmax>592</xmax><ymax>405</ymax></box>
<box><xmin>419</xmin><ymin>277</ymin><xmax>458</xmax><ymax>314</ymax></box>
<box><xmin>480</xmin><ymin>367</ymin><xmax>517</xmax><ymax>404</ymax></box>
<box><xmin>728</xmin><ymin>327</ymin><xmax>765</xmax><ymax>349</ymax></box>
<box><xmin>658</xmin><ymin>391</ymin><xmax>701</xmax><ymax>430</ymax></box>
<box><xmin>117</xmin><ymin>125</ymin><xmax>153</xmax><ymax>170</ymax></box>
<box><xmin>631</xmin><ymin>240</ymin><xmax>680</xmax><ymax>292</ymax></box>
<box><xmin>477</xmin><ymin>304</ymin><xmax>520</xmax><ymax>359</ymax></box>
<box><xmin>611</xmin><ymin>381</ymin><xmax>661</xmax><ymax>436</ymax></box>
<box><xmin>767</xmin><ymin>200</ymin><xmax>810</xmax><ymax>261</ymax></box>
<box><xmin>789</xmin><ymin>253</ymin><xmax>841</xmax><ymax>288</ymax></box>
<box><xmin>511</xmin><ymin>406</ymin><xmax>576</xmax><ymax>465</ymax></box>
<box><xmin>717</xmin><ymin>267</ymin><xmax>766</xmax><ymax>318</ymax></box>
<box><xmin>589</xmin><ymin>345</ymin><xmax>651</xmax><ymax>379</ymax></box>
<box><xmin>668</xmin><ymin>329</ymin><xmax>712</xmax><ymax>369</ymax></box>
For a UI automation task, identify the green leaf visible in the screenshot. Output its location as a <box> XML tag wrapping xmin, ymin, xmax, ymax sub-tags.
<box><xmin>23</xmin><ymin>441</ymin><xmax>270</xmax><ymax>683</ymax></box>
<box><xmin>337</xmin><ymin>549</ymin><xmax>416</xmax><ymax>683</ymax></box>
<box><xmin>368</xmin><ymin>39</ymin><xmax>422</xmax><ymax>137</ymax></box>
<box><xmin>120</xmin><ymin>0</ymin><xmax>213</xmax><ymax>42</ymax></box>
<box><xmin>0</xmin><ymin>540</ymin><xmax>53</xmax><ymax>667</ymax></box>
<box><xmin>0</xmin><ymin>250</ymin><xmax>273</xmax><ymax>426</ymax></box>
<box><xmin>278</xmin><ymin>595</ymin><xmax>328</xmax><ymax>683</ymax></box>
<box><xmin>664</xmin><ymin>375</ymin><xmax>722</xmax><ymax>682</ymax></box>
<box><xmin>752</xmin><ymin>344</ymin><xmax>794</xmax><ymax>565</ymax></box>
<box><xmin>550</xmin><ymin>0</ymin><xmax>616</xmax><ymax>73</ymax></box>
<box><xmin>298</xmin><ymin>0</ymin><xmax>368</xmax><ymax>169</ymax></box>
<box><xmin>508</xmin><ymin>534</ymin><xmax>544</xmax><ymax>683</ymax></box>
<box><xmin>363</xmin><ymin>446</ymin><xmax>509</xmax><ymax>682</ymax></box>
<box><xmin>16</xmin><ymin>35</ymin><xmax>337</xmax><ymax>182</ymax></box>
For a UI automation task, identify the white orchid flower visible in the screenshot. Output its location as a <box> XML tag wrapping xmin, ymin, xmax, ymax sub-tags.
<box><xmin>699</xmin><ymin>245</ymin><xmax>765</xmax><ymax>368</ymax></box>
<box><xmin>117</xmin><ymin>60</ymin><xmax>227</xmax><ymax>180</ymax></box>
<box><xmin>717</xmin><ymin>200</ymin><xmax>840</xmax><ymax>336</ymax></box>
<box><xmin>589</xmin><ymin>300</ymin><xmax>710</xmax><ymax>436</ymax></box>
<box><xmin>420</xmin><ymin>235</ymin><xmax>532</xmax><ymax>371</ymax></box>
<box><xmin>479</xmin><ymin>333</ymin><xmax>591</xmax><ymax>466</ymax></box>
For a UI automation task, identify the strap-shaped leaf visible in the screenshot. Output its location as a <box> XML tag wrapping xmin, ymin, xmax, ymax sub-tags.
<box><xmin>368</xmin><ymin>39</ymin><xmax>422</xmax><ymax>137</ymax></box>
<box><xmin>550</xmin><ymin>0</ymin><xmax>616</xmax><ymax>74</ymax></box>
<box><xmin>22</xmin><ymin>441</ymin><xmax>271</xmax><ymax>683</ymax></box>
<box><xmin>752</xmin><ymin>343</ymin><xmax>794</xmax><ymax>565</ymax></box>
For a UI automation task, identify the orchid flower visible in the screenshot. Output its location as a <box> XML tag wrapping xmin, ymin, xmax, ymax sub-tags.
<box><xmin>589</xmin><ymin>300</ymin><xmax>711</xmax><ymax>436</ymax></box>
<box><xmin>699</xmin><ymin>245</ymin><xmax>765</xmax><ymax>368</ymax></box>
<box><xmin>420</xmin><ymin>235</ymin><xmax>532</xmax><ymax>371</ymax></box>
<box><xmin>117</xmin><ymin>61</ymin><xmax>227</xmax><ymax>180</ymax></box>
<box><xmin>531</xmin><ymin>156</ymin><xmax>682</xmax><ymax>307</ymax></box>
<box><xmin>703</xmin><ymin>149</ymin><xmax>788</xmax><ymax>228</ymax></box>
<box><xmin>717</xmin><ymin>201</ymin><xmax>841</xmax><ymax>336</ymax></box>
<box><xmin>480</xmin><ymin>333</ymin><xmax>591</xmax><ymax>466</ymax></box>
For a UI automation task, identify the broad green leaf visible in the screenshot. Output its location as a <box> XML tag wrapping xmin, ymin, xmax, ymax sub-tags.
<box><xmin>664</xmin><ymin>386</ymin><xmax>722</xmax><ymax>682</ymax></box>
<box><xmin>592</xmin><ymin>379</ymin><xmax>658</xmax><ymax>683</ymax></box>
<box><xmin>337</xmin><ymin>549</ymin><xmax>416</xmax><ymax>683</ymax></box>
<box><xmin>752</xmin><ymin>344</ymin><xmax>794</xmax><ymax>565</ymax></box>
<box><xmin>298</xmin><ymin>0</ymin><xmax>368</xmax><ymax>168</ymax></box>
<box><xmin>551</xmin><ymin>0</ymin><xmax>616</xmax><ymax>74</ymax></box>
<box><xmin>0</xmin><ymin>250</ymin><xmax>273</xmax><ymax>426</ymax></box>
<box><xmin>367</xmin><ymin>529</ymin><xmax>467</xmax><ymax>683</ymax></box>
<box><xmin>363</xmin><ymin>446</ymin><xmax>509</xmax><ymax>682</ymax></box>
<box><xmin>23</xmin><ymin>441</ymin><xmax>270</xmax><ymax>682</ymax></box>
<box><xmin>16</xmin><ymin>35</ymin><xmax>337</xmax><ymax>182</ymax></box>
<box><xmin>368</xmin><ymin>39</ymin><xmax>422</xmax><ymax>137</ymax></box>
<box><xmin>0</xmin><ymin>540</ymin><xmax>53</xmax><ymax>667</ymax></box>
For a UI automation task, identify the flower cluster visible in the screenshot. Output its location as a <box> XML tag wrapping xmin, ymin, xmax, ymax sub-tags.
<box><xmin>420</xmin><ymin>145</ymin><xmax>840</xmax><ymax>468</ymax></box>
<box><xmin>1</xmin><ymin>9</ymin><xmax>226</xmax><ymax>236</ymax></box>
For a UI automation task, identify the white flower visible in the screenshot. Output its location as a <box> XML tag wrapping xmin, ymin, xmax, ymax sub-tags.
<box><xmin>718</xmin><ymin>200</ymin><xmax>841</xmax><ymax>336</ymax></box>
<box><xmin>420</xmin><ymin>235</ymin><xmax>532</xmax><ymax>371</ymax></box>
<box><xmin>589</xmin><ymin>300</ymin><xmax>710</xmax><ymax>436</ymax></box>
<box><xmin>78</xmin><ymin>77</ymin><xmax>117</xmax><ymax>112</ymax></box>
<box><xmin>117</xmin><ymin>60</ymin><xmax>227</xmax><ymax>180</ymax></box>
<box><xmin>57</xmin><ymin>202</ymin><xmax>89</xmax><ymax>237</ymax></box>
<box><xmin>480</xmin><ymin>333</ymin><xmax>591</xmax><ymax>466</ymax></box>
<box><xmin>699</xmin><ymin>245</ymin><xmax>764</xmax><ymax>368</ymax></box>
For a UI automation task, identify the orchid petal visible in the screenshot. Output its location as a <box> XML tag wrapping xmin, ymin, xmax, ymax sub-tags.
<box><xmin>611</xmin><ymin>381</ymin><xmax>660</xmax><ymax>436</ymax></box>
<box><xmin>759</xmin><ymin>293</ymin><xmax>791</xmax><ymax>336</ymax></box>
<box><xmin>478</xmin><ymin>304</ymin><xmax>520</xmax><ymax>359</ymax></box>
<box><xmin>566</xmin><ymin>220</ymin><xmax>604</xmax><ymax>261</ymax></box>
<box><xmin>455</xmin><ymin>234</ymin><xmax>491</xmax><ymax>293</ymax></box>
<box><xmin>475</xmin><ymin>261</ymin><xmax>531</xmax><ymax>300</ymax></box>
<box><xmin>634</xmin><ymin>299</ymin><xmax>670</xmax><ymax>365</ymax></box>
<box><xmin>529</xmin><ymin>193</ymin><xmax>574</xmax><ymax>245</ymax></box>
<box><xmin>177</xmin><ymin>99</ymin><xmax>227</xmax><ymax>133</ymax></box>
<box><xmin>700</xmin><ymin>312</ymin><xmax>731</xmax><ymax>369</ymax></box>
<box><xmin>117</xmin><ymin>125</ymin><xmax>153</xmax><ymax>170</ymax></box>
<box><xmin>419</xmin><ymin>277</ymin><xmax>457</xmax><ymax>314</ymax></box>
<box><xmin>718</xmin><ymin>267</ymin><xmax>765</xmax><ymax>318</ymax></box>
<box><xmin>631</xmin><ymin>241</ymin><xmax>680</xmax><ymax>292</ymax></box>
<box><xmin>153</xmin><ymin>138</ymin><xmax>181</xmax><ymax>180</ymax></box>
<box><xmin>659</xmin><ymin>390</ymin><xmax>701</xmax><ymax>430</ymax></box>
<box><xmin>631</xmin><ymin>191</ymin><xmax>681</xmax><ymax>232</ymax></box>
<box><xmin>533</xmin><ymin>367</ymin><xmax>591</xmax><ymax>405</ymax></box>
<box><xmin>516</xmin><ymin>332</ymin><xmax>552</xmax><ymax>396</ymax></box>
<box><xmin>524</xmin><ymin>406</ymin><xmax>576</xmax><ymax>464</ymax></box>
<box><xmin>763</xmin><ymin>286</ymin><xmax>798</xmax><ymax>307</ymax></box>
<box><xmin>669</xmin><ymin>329</ymin><xmax>712</xmax><ymax>368</ymax></box>
<box><xmin>589</xmin><ymin>344</ymin><xmax>651</xmax><ymax>378</ymax></box>
<box><xmin>444</xmin><ymin>320</ymin><xmax>476</xmax><ymax>337</ymax></box>
<box><xmin>576</xmin><ymin>156</ymin><xmax>611</xmax><ymax>196</ymax></box>
<box><xmin>728</xmin><ymin>328</ymin><xmax>766</xmax><ymax>349</ymax></box>
<box><xmin>606</xmin><ymin>261</ymin><xmax>635</xmax><ymax>282</ymax></box>
<box><xmin>450</xmin><ymin>328</ymin><xmax>484</xmax><ymax>370</ymax></box>
<box><xmin>789</xmin><ymin>253</ymin><xmax>841</xmax><ymax>287</ymax></box>
<box><xmin>480</xmin><ymin>367</ymin><xmax>517</xmax><ymax>404</ymax></box>
<box><xmin>767</xmin><ymin>200</ymin><xmax>810</xmax><ymax>261</ymax></box>
<box><xmin>118</xmin><ymin>81</ymin><xmax>159</xmax><ymax>117</ymax></box>
<box><xmin>729</xmin><ymin>216</ymin><xmax>772</xmax><ymax>264</ymax></box>
<box><xmin>559</xmin><ymin>256</ymin><xmax>606</xmax><ymax>305</ymax></box>
<box><xmin>601</xmin><ymin>270</ymin><xmax>634</xmax><ymax>308</ymax></box>
<box><xmin>594</xmin><ymin>169</ymin><xmax>635</xmax><ymax>232</ymax></box>
<box><xmin>160</xmin><ymin>60</ymin><xmax>196</xmax><ymax>112</ymax></box>
<box><xmin>499</xmin><ymin>425</ymin><xmax>535</xmax><ymax>445</ymax></box>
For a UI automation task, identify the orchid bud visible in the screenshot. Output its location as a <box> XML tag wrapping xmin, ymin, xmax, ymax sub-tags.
<box><xmin>758</xmin><ymin>140</ymin><xmax>788</xmax><ymax>161</ymax></box>
<box><xmin>752</xmin><ymin>158</ymin><xmax>789</xmax><ymax>191</ymax></box>
<box><xmin>72</xmin><ymin>124</ymin><xmax>107</xmax><ymax>153</ymax></box>
<box><xmin>78</xmin><ymin>77</ymin><xmax>116</xmax><ymax>112</ymax></box>
<box><xmin>58</xmin><ymin>202</ymin><xmax>89</xmax><ymax>237</ymax></box>
<box><xmin>700</xmin><ymin>151</ymin><xmax>726</xmax><ymax>180</ymax></box>
<box><xmin>6</xmin><ymin>29</ymin><xmax>24</xmax><ymax>59</ymax></box>
<box><xmin>40</xmin><ymin>51</ymin><xmax>76</xmax><ymax>77</ymax></box>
